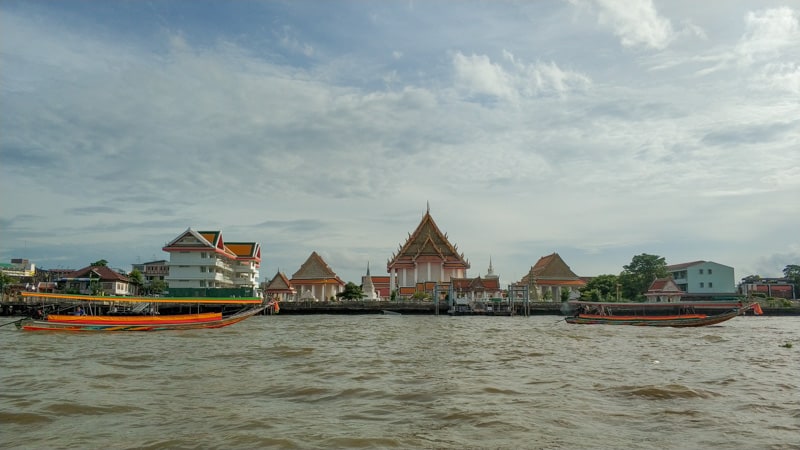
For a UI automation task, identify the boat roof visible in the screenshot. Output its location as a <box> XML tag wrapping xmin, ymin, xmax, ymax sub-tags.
<box><xmin>22</xmin><ymin>292</ymin><xmax>262</xmax><ymax>305</ymax></box>
<box><xmin>568</xmin><ymin>300</ymin><xmax>742</xmax><ymax>308</ymax></box>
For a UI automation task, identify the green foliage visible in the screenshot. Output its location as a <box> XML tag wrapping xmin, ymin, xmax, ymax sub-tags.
<box><xmin>580</xmin><ymin>274</ymin><xmax>619</xmax><ymax>300</ymax></box>
<box><xmin>411</xmin><ymin>291</ymin><xmax>430</xmax><ymax>301</ymax></box>
<box><xmin>560</xmin><ymin>288</ymin><xmax>571</xmax><ymax>302</ymax></box>
<box><xmin>337</xmin><ymin>282</ymin><xmax>365</xmax><ymax>301</ymax></box>
<box><xmin>783</xmin><ymin>264</ymin><xmax>800</xmax><ymax>291</ymax></box>
<box><xmin>128</xmin><ymin>269</ymin><xmax>144</xmax><ymax>285</ymax></box>
<box><xmin>91</xmin><ymin>259</ymin><xmax>109</xmax><ymax>267</ymax></box>
<box><xmin>619</xmin><ymin>253</ymin><xmax>668</xmax><ymax>300</ymax></box>
<box><xmin>149</xmin><ymin>280</ymin><xmax>167</xmax><ymax>295</ymax></box>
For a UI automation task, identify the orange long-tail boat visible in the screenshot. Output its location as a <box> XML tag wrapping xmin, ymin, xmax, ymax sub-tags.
<box><xmin>15</xmin><ymin>292</ymin><xmax>265</xmax><ymax>332</ymax></box>
<box><xmin>564</xmin><ymin>300</ymin><xmax>760</xmax><ymax>327</ymax></box>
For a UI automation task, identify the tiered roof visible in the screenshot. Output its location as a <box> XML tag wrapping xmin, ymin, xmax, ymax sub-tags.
<box><xmin>162</xmin><ymin>228</ymin><xmax>261</xmax><ymax>263</ymax></box>
<box><xmin>387</xmin><ymin>207</ymin><xmax>469</xmax><ymax>269</ymax></box>
<box><xmin>265</xmin><ymin>271</ymin><xmax>295</xmax><ymax>295</ymax></box>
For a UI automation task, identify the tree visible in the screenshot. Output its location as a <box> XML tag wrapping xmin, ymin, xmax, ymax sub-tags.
<box><xmin>128</xmin><ymin>269</ymin><xmax>144</xmax><ymax>296</ymax></box>
<box><xmin>0</xmin><ymin>272</ymin><xmax>17</xmax><ymax>300</ymax></box>
<box><xmin>90</xmin><ymin>259</ymin><xmax>108</xmax><ymax>267</ymax></box>
<box><xmin>783</xmin><ymin>265</ymin><xmax>800</xmax><ymax>296</ymax></box>
<box><xmin>619</xmin><ymin>253</ymin><xmax>668</xmax><ymax>301</ymax></box>
<box><xmin>580</xmin><ymin>274</ymin><xmax>620</xmax><ymax>301</ymax></box>
<box><xmin>149</xmin><ymin>280</ymin><xmax>167</xmax><ymax>296</ymax></box>
<box><xmin>337</xmin><ymin>282</ymin><xmax>365</xmax><ymax>301</ymax></box>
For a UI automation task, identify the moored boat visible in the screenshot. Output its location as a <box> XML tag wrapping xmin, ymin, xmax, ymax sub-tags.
<box><xmin>15</xmin><ymin>292</ymin><xmax>265</xmax><ymax>332</ymax></box>
<box><xmin>564</xmin><ymin>300</ymin><xmax>761</xmax><ymax>327</ymax></box>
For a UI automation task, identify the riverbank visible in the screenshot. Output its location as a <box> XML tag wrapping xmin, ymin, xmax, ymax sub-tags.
<box><xmin>2</xmin><ymin>299</ymin><xmax>799</xmax><ymax>316</ymax></box>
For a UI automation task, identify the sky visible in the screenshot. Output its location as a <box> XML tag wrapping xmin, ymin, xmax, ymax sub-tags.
<box><xmin>1</xmin><ymin>0</ymin><xmax>799</xmax><ymax>287</ymax></box>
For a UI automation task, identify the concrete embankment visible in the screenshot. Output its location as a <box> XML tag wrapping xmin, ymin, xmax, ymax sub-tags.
<box><xmin>276</xmin><ymin>301</ymin><xmax>566</xmax><ymax>315</ymax></box>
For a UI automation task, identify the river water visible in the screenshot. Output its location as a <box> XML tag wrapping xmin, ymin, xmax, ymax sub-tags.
<box><xmin>1</xmin><ymin>315</ymin><xmax>797</xmax><ymax>449</ymax></box>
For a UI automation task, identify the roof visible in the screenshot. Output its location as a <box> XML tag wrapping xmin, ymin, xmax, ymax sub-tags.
<box><xmin>387</xmin><ymin>207</ymin><xmax>469</xmax><ymax>269</ymax></box>
<box><xmin>451</xmin><ymin>276</ymin><xmax>502</xmax><ymax>291</ymax></box>
<box><xmin>66</xmin><ymin>265</ymin><xmax>131</xmax><ymax>282</ymax></box>
<box><xmin>647</xmin><ymin>277</ymin><xmax>683</xmax><ymax>294</ymax></box>
<box><xmin>162</xmin><ymin>228</ymin><xmax>261</xmax><ymax>262</ymax></box>
<box><xmin>290</xmin><ymin>252</ymin><xmax>344</xmax><ymax>285</ymax></box>
<box><xmin>225</xmin><ymin>242</ymin><xmax>262</xmax><ymax>262</ymax></box>
<box><xmin>666</xmin><ymin>260</ymin><xmax>706</xmax><ymax>270</ymax></box>
<box><xmin>519</xmin><ymin>253</ymin><xmax>584</xmax><ymax>286</ymax></box>
<box><xmin>265</xmin><ymin>271</ymin><xmax>295</xmax><ymax>294</ymax></box>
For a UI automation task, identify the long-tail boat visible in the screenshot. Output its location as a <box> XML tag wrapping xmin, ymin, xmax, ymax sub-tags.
<box><xmin>564</xmin><ymin>300</ymin><xmax>761</xmax><ymax>327</ymax></box>
<box><xmin>14</xmin><ymin>292</ymin><xmax>265</xmax><ymax>332</ymax></box>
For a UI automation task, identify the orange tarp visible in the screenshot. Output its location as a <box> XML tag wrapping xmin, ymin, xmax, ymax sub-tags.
<box><xmin>47</xmin><ymin>312</ymin><xmax>222</xmax><ymax>325</ymax></box>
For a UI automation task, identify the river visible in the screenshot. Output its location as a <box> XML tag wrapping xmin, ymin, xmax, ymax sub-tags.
<box><xmin>1</xmin><ymin>315</ymin><xmax>797</xmax><ymax>449</ymax></box>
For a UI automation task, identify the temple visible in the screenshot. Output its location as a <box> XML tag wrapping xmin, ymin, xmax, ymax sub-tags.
<box><xmin>387</xmin><ymin>205</ymin><xmax>470</xmax><ymax>298</ymax></box>
<box><xmin>518</xmin><ymin>253</ymin><xmax>585</xmax><ymax>302</ymax></box>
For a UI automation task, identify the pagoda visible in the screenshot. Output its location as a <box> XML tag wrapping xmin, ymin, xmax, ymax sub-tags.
<box><xmin>387</xmin><ymin>205</ymin><xmax>470</xmax><ymax>296</ymax></box>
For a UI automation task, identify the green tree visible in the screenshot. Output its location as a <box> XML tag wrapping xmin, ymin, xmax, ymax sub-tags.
<box><xmin>90</xmin><ymin>259</ymin><xmax>109</xmax><ymax>267</ymax></box>
<box><xmin>128</xmin><ymin>269</ymin><xmax>144</xmax><ymax>296</ymax></box>
<box><xmin>0</xmin><ymin>272</ymin><xmax>17</xmax><ymax>300</ymax></box>
<box><xmin>619</xmin><ymin>253</ymin><xmax>668</xmax><ymax>301</ymax></box>
<box><xmin>783</xmin><ymin>265</ymin><xmax>800</xmax><ymax>295</ymax></box>
<box><xmin>337</xmin><ymin>282</ymin><xmax>365</xmax><ymax>301</ymax></box>
<box><xmin>149</xmin><ymin>280</ymin><xmax>167</xmax><ymax>296</ymax></box>
<box><xmin>580</xmin><ymin>274</ymin><xmax>619</xmax><ymax>301</ymax></box>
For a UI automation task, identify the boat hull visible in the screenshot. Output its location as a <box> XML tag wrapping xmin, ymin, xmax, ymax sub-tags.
<box><xmin>16</xmin><ymin>307</ymin><xmax>265</xmax><ymax>332</ymax></box>
<box><xmin>565</xmin><ymin>310</ymin><xmax>740</xmax><ymax>327</ymax></box>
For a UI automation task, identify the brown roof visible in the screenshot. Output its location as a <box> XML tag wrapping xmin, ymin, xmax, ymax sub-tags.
<box><xmin>67</xmin><ymin>266</ymin><xmax>130</xmax><ymax>282</ymax></box>
<box><xmin>388</xmin><ymin>208</ymin><xmax>469</xmax><ymax>269</ymax></box>
<box><xmin>265</xmin><ymin>271</ymin><xmax>295</xmax><ymax>294</ymax></box>
<box><xmin>647</xmin><ymin>277</ymin><xmax>683</xmax><ymax>294</ymax></box>
<box><xmin>291</xmin><ymin>252</ymin><xmax>344</xmax><ymax>285</ymax></box>
<box><xmin>519</xmin><ymin>253</ymin><xmax>584</xmax><ymax>286</ymax></box>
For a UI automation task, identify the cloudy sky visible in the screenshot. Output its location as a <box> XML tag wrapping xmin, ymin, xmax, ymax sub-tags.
<box><xmin>1</xmin><ymin>0</ymin><xmax>798</xmax><ymax>286</ymax></box>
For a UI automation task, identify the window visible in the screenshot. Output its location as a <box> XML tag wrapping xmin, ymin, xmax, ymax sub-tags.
<box><xmin>201</xmin><ymin>252</ymin><xmax>207</xmax><ymax>258</ymax></box>
<box><xmin>700</xmin><ymin>282</ymin><xmax>705</xmax><ymax>288</ymax></box>
<box><xmin>699</xmin><ymin>269</ymin><xmax>704</xmax><ymax>274</ymax></box>
<box><xmin>708</xmin><ymin>269</ymin><xmax>712</xmax><ymax>275</ymax></box>
<box><xmin>709</xmin><ymin>282</ymin><xmax>713</xmax><ymax>288</ymax></box>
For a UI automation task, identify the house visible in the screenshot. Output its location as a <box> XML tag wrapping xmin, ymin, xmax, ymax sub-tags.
<box><xmin>162</xmin><ymin>228</ymin><xmax>261</xmax><ymax>297</ymax></box>
<box><xmin>289</xmin><ymin>252</ymin><xmax>345</xmax><ymax>301</ymax></box>
<box><xmin>666</xmin><ymin>261</ymin><xmax>735</xmax><ymax>298</ymax></box>
<box><xmin>387</xmin><ymin>205</ymin><xmax>470</xmax><ymax>298</ymax></box>
<box><xmin>60</xmin><ymin>265</ymin><xmax>133</xmax><ymax>296</ymax></box>
<box><xmin>645</xmin><ymin>277</ymin><xmax>685</xmax><ymax>303</ymax></box>
<box><xmin>264</xmin><ymin>271</ymin><xmax>296</xmax><ymax>302</ymax></box>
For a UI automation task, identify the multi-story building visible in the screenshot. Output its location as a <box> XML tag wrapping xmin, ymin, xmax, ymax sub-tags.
<box><xmin>131</xmin><ymin>260</ymin><xmax>170</xmax><ymax>286</ymax></box>
<box><xmin>666</xmin><ymin>260</ymin><xmax>736</xmax><ymax>298</ymax></box>
<box><xmin>0</xmin><ymin>259</ymin><xmax>36</xmax><ymax>278</ymax></box>
<box><xmin>162</xmin><ymin>228</ymin><xmax>261</xmax><ymax>297</ymax></box>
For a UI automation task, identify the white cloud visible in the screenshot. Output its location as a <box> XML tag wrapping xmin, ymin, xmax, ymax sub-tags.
<box><xmin>594</xmin><ymin>0</ymin><xmax>674</xmax><ymax>50</ymax></box>
<box><xmin>738</xmin><ymin>7</ymin><xmax>799</xmax><ymax>65</ymax></box>
<box><xmin>452</xmin><ymin>51</ymin><xmax>591</xmax><ymax>101</ymax></box>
